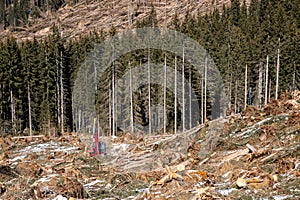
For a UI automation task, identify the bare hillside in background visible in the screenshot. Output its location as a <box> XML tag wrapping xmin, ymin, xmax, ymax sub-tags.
<box><xmin>0</xmin><ymin>0</ymin><xmax>251</xmax><ymax>41</ymax></box>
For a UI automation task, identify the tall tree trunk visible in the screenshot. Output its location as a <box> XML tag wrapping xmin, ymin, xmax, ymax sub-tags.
<box><xmin>109</xmin><ymin>85</ymin><xmax>111</xmax><ymax>136</ymax></box>
<box><xmin>204</xmin><ymin>54</ymin><xmax>207</xmax><ymax>122</ymax></box>
<box><xmin>78</xmin><ymin>109</ymin><xmax>81</xmax><ymax>132</ymax></box>
<box><xmin>112</xmin><ymin>60</ymin><xmax>115</xmax><ymax>137</ymax></box>
<box><xmin>60</xmin><ymin>50</ymin><xmax>64</xmax><ymax>134</ymax></box>
<box><xmin>174</xmin><ymin>56</ymin><xmax>177</xmax><ymax>134</ymax></box>
<box><xmin>258</xmin><ymin>63</ymin><xmax>263</xmax><ymax>106</ymax></box>
<box><xmin>28</xmin><ymin>84</ymin><xmax>32</xmax><ymax>136</ymax></box>
<box><xmin>292</xmin><ymin>62</ymin><xmax>296</xmax><ymax>90</ymax></box>
<box><xmin>129</xmin><ymin>63</ymin><xmax>134</xmax><ymax>134</ymax></box>
<box><xmin>148</xmin><ymin>48</ymin><xmax>151</xmax><ymax>135</ymax></box>
<box><xmin>163</xmin><ymin>55</ymin><xmax>166</xmax><ymax>134</ymax></box>
<box><xmin>189</xmin><ymin>61</ymin><xmax>192</xmax><ymax>129</ymax></box>
<box><xmin>182</xmin><ymin>46</ymin><xmax>185</xmax><ymax>131</ymax></box>
<box><xmin>275</xmin><ymin>39</ymin><xmax>280</xmax><ymax>100</ymax></box>
<box><xmin>56</xmin><ymin>59</ymin><xmax>61</xmax><ymax>135</ymax></box>
<box><xmin>229</xmin><ymin>73</ymin><xmax>232</xmax><ymax>109</ymax></box>
<box><xmin>201</xmin><ymin>76</ymin><xmax>203</xmax><ymax>124</ymax></box>
<box><xmin>115</xmin><ymin>66</ymin><xmax>118</xmax><ymax>135</ymax></box>
<box><xmin>265</xmin><ymin>55</ymin><xmax>269</xmax><ymax>105</ymax></box>
<box><xmin>234</xmin><ymin>80</ymin><xmax>238</xmax><ymax>114</ymax></box>
<box><xmin>268</xmin><ymin>78</ymin><xmax>271</xmax><ymax>101</ymax></box>
<box><xmin>244</xmin><ymin>64</ymin><xmax>247</xmax><ymax>108</ymax></box>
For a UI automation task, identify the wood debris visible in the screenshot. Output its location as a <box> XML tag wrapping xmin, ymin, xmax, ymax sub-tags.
<box><xmin>0</xmin><ymin>90</ymin><xmax>299</xmax><ymax>199</ymax></box>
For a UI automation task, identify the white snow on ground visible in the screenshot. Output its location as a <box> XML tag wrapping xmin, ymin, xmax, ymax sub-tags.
<box><xmin>53</xmin><ymin>195</ymin><xmax>67</xmax><ymax>200</ymax></box>
<box><xmin>17</xmin><ymin>141</ymin><xmax>78</xmax><ymax>154</ymax></box>
<box><xmin>272</xmin><ymin>195</ymin><xmax>293</xmax><ymax>200</ymax></box>
<box><xmin>217</xmin><ymin>188</ymin><xmax>238</xmax><ymax>196</ymax></box>
<box><xmin>9</xmin><ymin>141</ymin><xmax>79</xmax><ymax>164</ymax></box>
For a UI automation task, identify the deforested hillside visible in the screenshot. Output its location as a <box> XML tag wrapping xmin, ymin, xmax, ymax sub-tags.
<box><xmin>0</xmin><ymin>0</ymin><xmax>243</xmax><ymax>41</ymax></box>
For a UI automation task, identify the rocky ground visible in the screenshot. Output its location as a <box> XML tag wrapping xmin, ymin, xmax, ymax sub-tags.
<box><xmin>0</xmin><ymin>91</ymin><xmax>299</xmax><ymax>200</ymax></box>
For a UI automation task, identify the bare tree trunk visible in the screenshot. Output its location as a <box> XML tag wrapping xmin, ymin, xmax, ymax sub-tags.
<box><xmin>182</xmin><ymin>46</ymin><xmax>185</xmax><ymax>131</ymax></box>
<box><xmin>60</xmin><ymin>50</ymin><xmax>64</xmax><ymax>134</ymax></box>
<box><xmin>189</xmin><ymin>62</ymin><xmax>192</xmax><ymax>129</ymax></box>
<box><xmin>148</xmin><ymin>48</ymin><xmax>151</xmax><ymax>135</ymax></box>
<box><xmin>258</xmin><ymin>63</ymin><xmax>263</xmax><ymax>106</ymax></box>
<box><xmin>109</xmin><ymin>86</ymin><xmax>111</xmax><ymax>136</ymax></box>
<box><xmin>112</xmin><ymin>60</ymin><xmax>115</xmax><ymax>137</ymax></box>
<box><xmin>201</xmin><ymin>76</ymin><xmax>203</xmax><ymax>124</ymax></box>
<box><xmin>229</xmin><ymin>73</ymin><xmax>232</xmax><ymax>109</ymax></box>
<box><xmin>234</xmin><ymin>80</ymin><xmax>237</xmax><ymax>114</ymax></box>
<box><xmin>292</xmin><ymin>62</ymin><xmax>296</xmax><ymax>90</ymax></box>
<box><xmin>264</xmin><ymin>55</ymin><xmax>269</xmax><ymax>105</ymax></box>
<box><xmin>56</xmin><ymin>58</ymin><xmax>61</xmax><ymax>135</ymax></box>
<box><xmin>129</xmin><ymin>63</ymin><xmax>134</xmax><ymax>134</ymax></box>
<box><xmin>275</xmin><ymin>39</ymin><xmax>280</xmax><ymax>100</ymax></box>
<box><xmin>28</xmin><ymin>84</ymin><xmax>32</xmax><ymax>136</ymax></box>
<box><xmin>163</xmin><ymin>55</ymin><xmax>166</xmax><ymax>134</ymax></box>
<box><xmin>268</xmin><ymin>78</ymin><xmax>271</xmax><ymax>101</ymax></box>
<box><xmin>204</xmin><ymin>54</ymin><xmax>207</xmax><ymax>122</ymax></box>
<box><xmin>174</xmin><ymin>56</ymin><xmax>177</xmax><ymax>134</ymax></box>
<box><xmin>115</xmin><ymin>68</ymin><xmax>118</xmax><ymax>135</ymax></box>
<box><xmin>244</xmin><ymin>64</ymin><xmax>247</xmax><ymax>108</ymax></box>
<box><xmin>78</xmin><ymin>109</ymin><xmax>81</xmax><ymax>132</ymax></box>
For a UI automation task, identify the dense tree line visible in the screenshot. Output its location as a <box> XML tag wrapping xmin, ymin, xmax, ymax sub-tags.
<box><xmin>0</xmin><ymin>0</ymin><xmax>299</xmax><ymax>136</ymax></box>
<box><xmin>0</xmin><ymin>27</ymin><xmax>104</xmax><ymax>135</ymax></box>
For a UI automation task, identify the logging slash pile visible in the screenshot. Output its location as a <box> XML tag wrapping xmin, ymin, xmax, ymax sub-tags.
<box><xmin>0</xmin><ymin>90</ymin><xmax>299</xmax><ymax>199</ymax></box>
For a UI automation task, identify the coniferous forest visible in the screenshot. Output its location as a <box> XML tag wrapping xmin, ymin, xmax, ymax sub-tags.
<box><xmin>0</xmin><ymin>0</ymin><xmax>299</xmax><ymax>136</ymax></box>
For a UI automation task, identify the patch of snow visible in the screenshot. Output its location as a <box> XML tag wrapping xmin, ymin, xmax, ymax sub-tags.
<box><xmin>51</xmin><ymin>146</ymin><xmax>78</xmax><ymax>152</ymax></box>
<box><xmin>272</xmin><ymin>195</ymin><xmax>293</xmax><ymax>200</ymax></box>
<box><xmin>53</xmin><ymin>195</ymin><xmax>67</xmax><ymax>200</ymax></box>
<box><xmin>17</xmin><ymin>141</ymin><xmax>78</xmax><ymax>155</ymax></box>
<box><xmin>217</xmin><ymin>188</ymin><xmax>237</xmax><ymax>196</ymax></box>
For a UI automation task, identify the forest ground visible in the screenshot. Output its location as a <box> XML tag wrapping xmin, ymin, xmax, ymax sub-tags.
<box><xmin>0</xmin><ymin>91</ymin><xmax>299</xmax><ymax>200</ymax></box>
